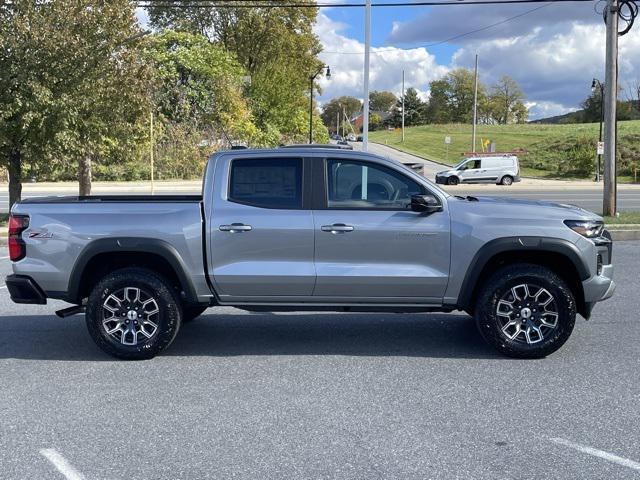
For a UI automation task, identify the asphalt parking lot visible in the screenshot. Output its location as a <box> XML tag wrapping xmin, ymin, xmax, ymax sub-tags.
<box><xmin>1</xmin><ymin>242</ymin><xmax>639</xmax><ymax>480</ymax></box>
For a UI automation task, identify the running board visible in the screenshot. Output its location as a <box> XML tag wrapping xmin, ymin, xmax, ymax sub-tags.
<box><xmin>55</xmin><ymin>305</ymin><xmax>86</xmax><ymax>318</ymax></box>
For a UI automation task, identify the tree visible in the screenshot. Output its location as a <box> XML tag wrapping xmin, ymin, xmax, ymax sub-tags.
<box><xmin>489</xmin><ymin>76</ymin><xmax>527</xmax><ymax>125</ymax></box>
<box><xmin>321</xmin><ymin>96</ymin><xmax>362</xmax><ymax>133</ymax></box>
<box><xmin>0</xmin><ymin>0</ymin><xmax>149</xmax><ymax>205</ymax></box>
<box><xmin>369</xmin><ymin>91</ymin><xmax>397</xmax><ymax>112</ymax></box>
<box><xmin>581</xmin><ymin>86</ymin><xmax>635</xmax><ymax>124</ymax></box>
<box><xmin>444</xmin><ymin>69</ymin><xmax>480</xmax><ymax>123</ymax></box>
<box><xmin>581</xmin><ymin>89</ymin><xmax>603</xmax><ymax>123</ymax></box>
<box><xmin>423</xmin><ymin>69</ymin><xmax>487</xmax><ymax>124</ymax></box>
<box><xmin>390</xmin><ymin>88</ymin><xmax>424</xmax><ymax>127</ymax></box>
<box><xmin>143</xmin><ymin>31</ymin><xmax>260</xmax><ymax>177</ymax></box>
<box><xmin>424</xmin><ymin>79</ymin><xmax>451</xmax><ymax>124</ymax></box>
<box><xmin>369</xmin><ymin>114</ymin><xmax>383</xmax><ymax>131</ymax></box>
<box><xmin>148</xmin><ymin>2</ymin><xmax>323</xmax><ymax>143</ymax></box>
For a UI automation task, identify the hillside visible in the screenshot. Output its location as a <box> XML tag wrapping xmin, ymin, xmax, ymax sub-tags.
<box><xmin>531</xmin><ymin>101</ymin><xmax>640</xmax><ymax>124</ymax></box>
<box><xmin>369</xmin><ymin>121</ymin><xmax>640</xmax><ymax>180</ymax></box>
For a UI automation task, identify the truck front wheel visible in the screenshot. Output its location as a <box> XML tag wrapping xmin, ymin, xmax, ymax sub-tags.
<box><xmin>474</xmin><ymin>264</ymin><xmax>576</xmax><ymax>358</ymax></box>
<box><xmin>85</xmin><ymin>268</ymin><xmax>183</xmax><ymax>360</ymax></box>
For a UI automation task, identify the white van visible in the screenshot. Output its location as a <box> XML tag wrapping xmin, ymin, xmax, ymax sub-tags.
<box><xmin>435</xmin><ymin>155</ymin><xmax>521</xmax><ymax>186</ymax></box>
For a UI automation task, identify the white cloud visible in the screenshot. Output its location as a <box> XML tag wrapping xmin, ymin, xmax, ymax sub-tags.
<box><xmin>315</xmin><ymin>13</ymin><xmax>448</xmax><ymax>104</ymax></box>
<box><xmin>451</xmin><ymin>22</ymin><xmax>640</xmax><ymax>116</ymax></box>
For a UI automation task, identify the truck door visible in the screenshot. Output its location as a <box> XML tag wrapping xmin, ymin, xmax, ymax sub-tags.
<box><xmin>312</xmin><ymin>157</ymin><xmax>451</xmax><ymax>301</ymax></box>
<box><xmin>208</xmin><ymin>155</ymin><xmax>316</xmax><ymax>300</ymax></box>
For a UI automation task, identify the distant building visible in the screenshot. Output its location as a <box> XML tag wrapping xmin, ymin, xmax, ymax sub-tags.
<box><xmin>351</xmin><ymin>110</ymin><xmax>393</xmax><ymax>133</ymax></box>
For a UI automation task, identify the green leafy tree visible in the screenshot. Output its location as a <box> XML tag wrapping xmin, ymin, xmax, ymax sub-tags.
<box><xmin>143</xmin><ymin>31</ymin><xmax>259</xmax><ymax>177</ymax></box>
<box><xmin>489</xmin><ymin>76</ymin><xmax>527</xmax><ymax>125</ymax></box>
<box><xmin>321</xmin><ymin>96</ymin><xmax>362</xmax><ymax>133</ymax></box>
<box><xmin>369</xmin><ymin>91</ymin><xmax>397</xmax><ymax>112</ymax></box>
<box><xmin>0</xmin><ymin>0</ymin><xmax>150</xmax><ymax>203</ymax></box>
<box><xmin>424</xmin><ymin>79</ymin><xmax>451</xmax><ymax>124</ymax></box>
<box><xmin>424</xmin><ymin>69</ymin><xmax>487</xmax><ymax>124</ymax></box>
<box><xmin>147</xmin><ymin>2</ymin><xmax>323</xmax><ymax>143</ymax></box>
<box><xmin>369</xmin><ymin>114</ymin><xmax>383</xmax><ymax>131</ymax></box>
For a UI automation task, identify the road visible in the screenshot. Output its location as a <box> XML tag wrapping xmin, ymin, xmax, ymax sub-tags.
<box><xmin>365</xmin><ymin>143</ymin><xmax>640</xmax><ymax>214</ymax></box>
<box><xmin>1</xmin><ymin>145</ymin><xmax>639</xmax><ymax>215</ymax></box>
<box><xmin>0</xmin><ymin>243</ymin><xmax>639</xmax><ymax>479</ymax></box>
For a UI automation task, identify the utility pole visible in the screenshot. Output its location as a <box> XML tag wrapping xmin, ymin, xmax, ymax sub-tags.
<box><xmin>336</xmin><ymin>109</ymin><xmax>340</xmax><ymax>137</ymax></box>
<box><xmin>150</xmin><ymin>111</ymin><xmax>155</xmax><ymax>195</ymax></box>
<box><xmin>401</xmin><ymin>70</ymin><xmax>405</xmax><ymax>142</ymax></box>
<box><xmin>472</xmin><ymin>54</ymin><xmax>479</xmax><ymax>153</ymax></box>
<box><xmin>603</xmin><ymin>0</ymin><xmax>619</xmax><ymax>216</ymax></box>
<box><xmin>362</xmin><ymin>0</ymin><xmax>371</xmax><ymax>151</ymax></box>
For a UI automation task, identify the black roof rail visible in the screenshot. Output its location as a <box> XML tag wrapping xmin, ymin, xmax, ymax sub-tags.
<box><xmin>280</xmin><ymin>144</ymin><xmax>353</xmax><ymax>150</ymax></box>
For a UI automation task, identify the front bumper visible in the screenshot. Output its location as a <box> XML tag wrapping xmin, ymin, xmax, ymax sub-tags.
<box><xmin>5</xmin><ymin>274</ymin><xmax>47</xmax><ymax>304</ymax></box>
<box><xmin>435</xmin><ymin>175</ymin><xmax>449</xmax><ymax>185</ymax></box>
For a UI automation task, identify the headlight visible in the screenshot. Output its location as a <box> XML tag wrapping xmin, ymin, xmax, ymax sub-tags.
<box><xmin>564</xmin><ymin>219</ymin><xmax>604</xmax><ymax>238</ymax></box>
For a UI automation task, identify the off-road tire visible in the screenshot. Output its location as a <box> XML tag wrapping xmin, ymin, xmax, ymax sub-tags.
<box><xmin>475</xmin><ymin>264</ymin><xmax>576</xmax><ymax>359</ymax></box>
<box><xmin>86</xmin><ymin>268</ymin><xmax>182</xmax><ymax>360</ymax></box>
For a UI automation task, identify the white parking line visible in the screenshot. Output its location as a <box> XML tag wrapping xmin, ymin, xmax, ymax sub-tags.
<box><xmin>40</xmin><ymin>449</ymin><xmax>86</xmax><ymax>480</ymax></box>
<box><xmin>0</xmin><ymin>285</ymin><xmax>6</xmax><ymax>289</ymax></box>
<box><xmin>550</xmin><ymin>437</ymin><xmax>640</xmax><ymax>472</ymax></box>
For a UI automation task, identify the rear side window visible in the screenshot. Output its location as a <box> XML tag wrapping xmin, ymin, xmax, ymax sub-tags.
<box><xmin>229</xmin><ymin>158</ymin><xmax>303</xmax><ymax>209</ymax></box>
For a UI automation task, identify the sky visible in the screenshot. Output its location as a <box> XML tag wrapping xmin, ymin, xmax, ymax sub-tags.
<box><xmin>137</xmin><ymin>1</ymin><xmax>640</xmax><ymax>120</ymax></box>
<box><xmin>313</xmin><ymin>0</ymin><xmax>640</xmax><ymax>119</ymax></box>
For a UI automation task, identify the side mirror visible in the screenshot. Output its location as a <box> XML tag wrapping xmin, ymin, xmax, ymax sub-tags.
<box><xmin>410</xmin><ymin>194</ymin><xmax>443</xmax><ymax>213</ymax></box>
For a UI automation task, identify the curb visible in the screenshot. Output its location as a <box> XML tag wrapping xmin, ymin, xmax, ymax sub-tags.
<box><xmin>609</xmin><ymin>230</ymin><xmax>640</xmax><ymax>241</ymax></box>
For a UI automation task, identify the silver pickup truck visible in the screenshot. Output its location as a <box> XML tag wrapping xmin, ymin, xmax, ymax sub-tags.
<box><xmin>6</xmin><ymin>146</ymin><xmax>615</xmax><ymax>360</ymax></box>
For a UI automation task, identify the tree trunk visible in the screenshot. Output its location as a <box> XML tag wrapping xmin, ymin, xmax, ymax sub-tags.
<box><xmin>8</xmin><ymin>148</ymin><xmax>22</xmax><ymax>211</ymax></box>
<box><xmin>78</xmin><ymin>155</ymin><xmax>92</xmax><ymax>196</ymax></box>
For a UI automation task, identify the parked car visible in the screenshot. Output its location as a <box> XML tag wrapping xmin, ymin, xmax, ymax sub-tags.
<box><xmin>7</xmin><ymin>147</ymin><xmax>614</xmax><ymax>360</ymax></box>
<box><xmin>435</xmin><ymin>155</ymin><xmax>520</xmax><ymax>186</ymax></box>
<box><xmin>346</xmin><ymin>133</ymin><xmax>356</xmax><ymax>142</ymax></box>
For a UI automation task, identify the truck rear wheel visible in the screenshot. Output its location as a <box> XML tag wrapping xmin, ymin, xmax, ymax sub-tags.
<box><xmin>474</xmin><ymin>264</ymin><xmax>576</xmax><ymax>358</ymax></box>
<box><xmin>85</xmin><ymin>267</ymin><xmax>182</xmax><ymax>360</ymax></box>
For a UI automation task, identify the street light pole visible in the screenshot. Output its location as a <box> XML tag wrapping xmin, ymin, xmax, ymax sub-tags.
<box><xmin>362</xmin><ymin>0</ymin><xmax>372</xmax><ymax>151</ymax></box>
<box><xmin>592</xmin><ymin>79</ymin><xmax>605</xmax><ymax>182</ymax></box>
<box><xmin>401</xmin><ymin>70</ymin><xmax>405</xmax><ymax>142</ymax></box>
<box><xmin>309</xmin><ymin>65</ymin><xmax>331</xmax><ymax>144</ymax></box>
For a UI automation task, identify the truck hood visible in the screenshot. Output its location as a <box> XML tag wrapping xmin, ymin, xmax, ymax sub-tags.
<box><xmin>452</xmin><ymin>195</ymin><xmax>602</xmax><ymax>221</ymax></box>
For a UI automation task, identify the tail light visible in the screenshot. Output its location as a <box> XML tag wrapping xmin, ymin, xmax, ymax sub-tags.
<box><xmin>8</xmin><ymin>214</ymin><xmax>29</xmax><ymax>262</ymax></box>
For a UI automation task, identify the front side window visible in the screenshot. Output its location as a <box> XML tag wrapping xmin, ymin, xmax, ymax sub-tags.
<box><xmin>459</xmin><ymin>159</ymin><xmax>481</xmax><ymax>170</ymax></box>
<box><xmin>326</xmin><ymin>159</ymin><xmax>425</xmax><ymax>209</ymax></box>
<box><xmin>229</xmin><ymin>158</ymin><xmax>302</xmax><ymax>209</ymax></box>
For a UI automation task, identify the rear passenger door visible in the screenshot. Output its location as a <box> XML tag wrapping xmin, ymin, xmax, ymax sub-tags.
<box><xmin>208</xmin><ymin>155</ymin><xmax>316</xmax><ymax>300</ymax></box>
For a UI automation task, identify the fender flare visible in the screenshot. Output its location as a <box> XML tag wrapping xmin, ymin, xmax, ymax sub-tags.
<box><xmin>65</xmin><ymin>237</ymin><xmax>199</xmax><ymax>304</ymax></box>
<box><xmin>456</xmin><ymin>236</ymin><xmax>590</xmax><ymax>311</ymax></box>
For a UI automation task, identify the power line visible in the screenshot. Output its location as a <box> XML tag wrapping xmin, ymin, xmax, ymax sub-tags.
<box><xmin>137</xmin><ymin>0</ymin><xmax>596</xmax><ymax>8</ymax></box>
<box><xmin>323</xmin><ymin>0</ymin><xmax>573</xmax><ymax>54</ymax></box>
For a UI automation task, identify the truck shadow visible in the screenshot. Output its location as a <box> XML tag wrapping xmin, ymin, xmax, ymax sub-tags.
<box><xmin>0</xmin><ymin>311</ymin><xmax>504</xmax><ymax>361</ymax></box>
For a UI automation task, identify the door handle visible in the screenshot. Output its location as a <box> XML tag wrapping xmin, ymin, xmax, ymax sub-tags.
<box><xmin>321</xmin><ymin>223</ymin><xmax>354</xmax><ymax>234</ymax></box>
<box><xmin>219</xmin><ymin>223</ymin><xmax>252</xmax><ymax>233</ymax></box>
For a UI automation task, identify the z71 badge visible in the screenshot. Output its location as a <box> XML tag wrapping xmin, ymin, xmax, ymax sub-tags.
<box><xmin>28</xmin><ymin>231</ymin><xmax>53</xmax><ymax>239</ymax></box>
